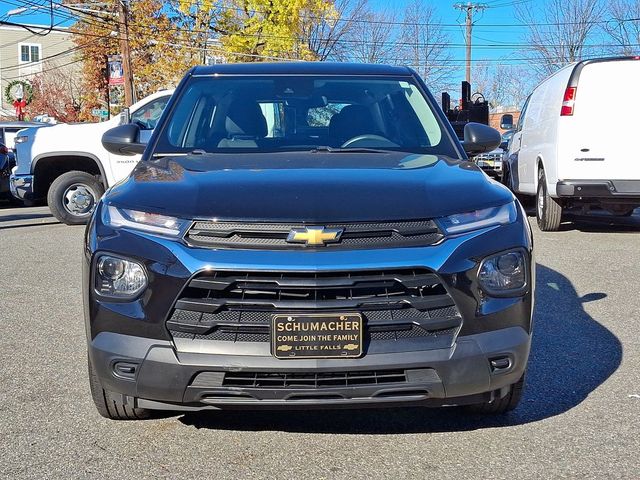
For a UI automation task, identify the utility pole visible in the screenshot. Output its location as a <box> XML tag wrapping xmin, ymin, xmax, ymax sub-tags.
<box><xmin>117</xmin><ymin>0</ymin><xmax>135</xmax><ymax>106</ymax></box>
<box><xmin>454</xmin><ymin>2</ymin><xmax>487</xmax><ymax>85</ymax></box>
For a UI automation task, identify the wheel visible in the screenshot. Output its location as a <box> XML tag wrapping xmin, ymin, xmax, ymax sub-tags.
<box><xmin>536</xmin><ymin>169</ymin><xmax>562</xmax><ymax>231</ymax></box>
<box><xmin>88</xmin><ymin>353</ymin><xmax>152</xmax><ymax>420</ymax></box>
<box><xmin>466</xmin><ymin>375</ymin><xmax>525</xmax><ymax>414</ymax></box>
<box><xmin>47</xmin><ymin>171</ymin><xmax>104</xmax><ymax>225</ymax></box>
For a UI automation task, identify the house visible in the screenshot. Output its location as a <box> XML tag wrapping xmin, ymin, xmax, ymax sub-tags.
<box><xmin>0</xmin><ymin>24</ymin><xmax>79</xmax><ymax>118</ymax></box>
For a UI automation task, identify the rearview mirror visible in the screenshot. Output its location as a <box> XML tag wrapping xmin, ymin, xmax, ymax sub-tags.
<box><xmin>462</xmin><ymin>123</ymin><xmax>501</xmax><ymax>156</ymax></box>
<box><xmin>500</xmin><ymin>114</ymin><xmax>514</xmax><ymax>130</ymax></box>
<box><xmin>102</xmin><ymin>124</ymin><xmax>146</xmax><ymax>156</ymax></box>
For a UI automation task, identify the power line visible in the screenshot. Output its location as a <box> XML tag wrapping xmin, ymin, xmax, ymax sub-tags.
<box><xmin>454</xmin><ymin>3</ymin><xmax>488</xmax><ymax>83</ymax></box>
<box><xmin>173</xmin><ymin>0</ymin><xmax>640</xmax><ymax>28</ymax></box>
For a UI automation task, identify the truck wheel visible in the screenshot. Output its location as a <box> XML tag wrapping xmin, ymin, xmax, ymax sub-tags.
<box><xmin>88</xmin><ymin>353</ymin><xmax>152</xmax><ymax>420</ymax></box>
<box><xmin>47</xmin><ymin>171</ymin><xmax>104</xmax><ymax>225</ymax></box>
<box><xmin>536</xmin><ymin>169</ymin><xmax>562</xmax><ymax>231</ymax></box>
<box><xmin>466</xmin><ymin>375</ymin><xmax>525</xmax><ymax>414</ymax></box>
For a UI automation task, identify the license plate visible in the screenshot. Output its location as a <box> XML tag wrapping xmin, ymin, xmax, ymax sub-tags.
<box><xmin>271</xmin><ymin>313</ymin><xmax>363</xmax><ymax>359</ymax></box>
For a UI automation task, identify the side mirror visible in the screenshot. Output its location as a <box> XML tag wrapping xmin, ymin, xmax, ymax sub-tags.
<box><xmin>500</xmin><ymin>114</ymin><xmax>514</xmax><ymax>130</ymax></box>
<box><xmin>462</xmin><ymin>122</ymin><xmax>501</xmax><ymax>156</ymax></box>
<box><xmin>119</xmin><ymin>107</ymin><xmax>130</xmax><ymax>125</ymax></box>
<box><xmin>102</xmin><ymin>124</ymin><xmax>146</xmax><ymax>156</ymax></box>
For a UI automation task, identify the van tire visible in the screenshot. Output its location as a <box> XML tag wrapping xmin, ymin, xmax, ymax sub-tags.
<box><xmin>88</xmin><ymin>353</ymin><xmax>152</xmax><ymax>420</ymax></box>
<box><xmin>466</xmin><ymin>375</ymin><xmax>525</xmax><ymax>414</ymax></box>
<box><xmin>47</xmin><ymin>171</ymin><xmax>104</xmax><ymax>225</ymax></box>
<box><xmin>536</xmin><ymin>169</ymin><xmax>562</xmax><ymax>231</ymax></box>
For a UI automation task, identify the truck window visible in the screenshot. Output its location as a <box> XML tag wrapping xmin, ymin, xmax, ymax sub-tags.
<box><xmin>307</xmin><ymin>104</ymin><xmax>349</xmax><ymax>127</ymax></box>
<box><xmin>517</xmin><ymin>96</ymin><xmax>531</xmax><ymax>132</ymax></box>
<box><xmin>131</xmin><ymin>96</ymin><xmax>170</xmax><ymax>130</ymax></box>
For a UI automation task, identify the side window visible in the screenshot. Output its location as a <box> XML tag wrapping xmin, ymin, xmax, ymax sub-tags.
<box><xmin>259</xmin><ymin>102</ymin><xmax>284</xmax><ymax>137</ymax></box>
<box><xmin>131</xmin><ymin>96</ymin><xmax>170</xmax><ymax>130</ymax></box>
<box><xmin>517</xmin><ymin>96</ymin><xmax>531</xmax><ymax>132</ymax></box>
<box><xmin>307</xmin><ymin>104</ymin><xmax>348</xmax><ymax>127</ymax></box>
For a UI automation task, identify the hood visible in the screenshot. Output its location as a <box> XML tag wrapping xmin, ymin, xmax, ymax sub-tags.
<box><xmin>34</xmin><ymin>119</ymin><xmax>117</xmax><ymax>137</ymax></box>
<box><xmin>106</xmin><ymin>151</ymin><xmax>513</xmax><ymax>222</ymax></box>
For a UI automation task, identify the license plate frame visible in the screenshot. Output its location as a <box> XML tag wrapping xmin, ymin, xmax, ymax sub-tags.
<box><xmin>271</xmin><ymin>313</ymin><xmax>363</xmax><ymax>359</ymax></box>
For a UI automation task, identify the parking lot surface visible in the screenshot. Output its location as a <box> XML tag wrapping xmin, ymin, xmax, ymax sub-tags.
<box><xmin>1</xmin><ymin>206</ymin><xmax>639</xmax><ymax>479</ymax></box>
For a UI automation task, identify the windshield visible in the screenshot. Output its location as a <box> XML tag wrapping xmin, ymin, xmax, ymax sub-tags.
<box><xmin>154</xmin><ymin>75</ymin><xmax>458</xmax><ymax>157</ymax></box>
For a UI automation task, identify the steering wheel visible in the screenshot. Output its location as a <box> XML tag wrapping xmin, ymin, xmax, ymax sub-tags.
<box><xmin>341</xmin><ymin>134</ymin><xmax>398</xmax><ymax>149</ymax></box>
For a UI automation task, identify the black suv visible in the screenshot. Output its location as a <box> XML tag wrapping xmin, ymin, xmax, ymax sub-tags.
<box><xmin>86</xmin><ymin>63</ymin><xmax>533</xmax><ymax>419</ymax></box>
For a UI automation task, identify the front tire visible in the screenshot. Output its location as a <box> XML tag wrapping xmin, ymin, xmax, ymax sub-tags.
<box><xmin>47</xmin><ymin>171</ymin><xmax>104</xmax><ymax>225</ymax></box>
<box><xmin>536</xmin><ymin>169</ymin><xmax>562</xmax><ymax>231</ymax></box>
<box><xmin>88</xmin><ymin>353</ymin><xmax>152</xmax><ymax>420</ymax></box>
<box><xmin>466</xmin><ymin>375</ymin><xmax>525</xmax><ymax>414</ymax></box>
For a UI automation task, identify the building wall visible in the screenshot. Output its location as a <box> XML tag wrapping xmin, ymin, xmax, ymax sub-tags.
<box><xmin>0</xmin><ymin>25</ymin><xmax>79</xmax><ymax>115</ymax></box>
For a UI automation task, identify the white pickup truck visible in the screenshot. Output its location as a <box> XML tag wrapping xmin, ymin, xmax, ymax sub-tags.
<box><xmin>10</xmin><ymin>90</ymin><xmax>173</xmax><ymax>224</ymax></box>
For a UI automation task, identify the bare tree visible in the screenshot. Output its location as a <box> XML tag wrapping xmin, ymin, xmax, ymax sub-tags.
<box><xmin>348</xmin><ymin>7</ymin><xmax>398</xmax><ymax>63</ymax></box>
<box><xmin>398</xmin><ymin>0</ymin><xmax>455</xmax><ymax>94</ymax></box>
<box><xmin>304</xmin><ymin>0</ymin><xmax>369</xmax><ymax>61</ymax></box>
<box><xmin>602</xmin><ymin>0</ymin><xmax>640</xmax><ymax>55</ymax></box>
<box><xmin>516</xmin><ymin>0</ymin><xmax>604</xmax><ymax>75</ymax></box>
<box><xmin>29</xmin><ymin>63</ymin><xmax>84</xmax><ymax>122</ymax></box>
<box><xmin>472</xmin><ymin>63</ymin><xmax>508</xmax><ymax>109</ymax></box>
<box><xmin>473</xmin><ymin>63</ymin><xmax>539</xmax><ymax>109</ymax></box>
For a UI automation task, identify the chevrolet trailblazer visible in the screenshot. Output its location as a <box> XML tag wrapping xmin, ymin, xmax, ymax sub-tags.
<box><xmin>85</xmin><ymin>62</ymin><xmax>533</xmax><ymax>419</ymax></box>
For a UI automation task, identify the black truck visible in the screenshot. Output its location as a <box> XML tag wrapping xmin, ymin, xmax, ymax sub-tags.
<box><xmin>85</xmin><ymin>62</ymin><xmax>533</xmax><ymax>419</ymax></box>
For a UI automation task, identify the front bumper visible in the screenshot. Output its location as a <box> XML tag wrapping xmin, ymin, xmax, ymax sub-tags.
<box><xmin>9</xmin><ymin>173</ymin><xmax>34</xmax><ymax>201</ymax></box>
<box><xmin>85</xmin><ymin>201</ymin><xmax>534</xmax><ymax>411</ymax></box>
<box><xmin>476</xmin><ymin>163</ymin><xmax>503</xmax><ymax>180</ymax></box>
<box><xmin>89</xmin><ymin>326</ymin><xmax>530</xmax><ymax>410</ymax></box>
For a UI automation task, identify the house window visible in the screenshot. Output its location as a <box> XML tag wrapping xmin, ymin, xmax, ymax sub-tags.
<box><xmin>19</xmin><ymin>44</ymin><xmax>41</xmax><ymax>63</ymax></box>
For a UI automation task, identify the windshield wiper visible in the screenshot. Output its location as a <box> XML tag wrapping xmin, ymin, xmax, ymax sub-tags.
<box><xmin>311</xmin><ymin>146</ymin><xmax>391</xmax><ymax>154</ymax></box>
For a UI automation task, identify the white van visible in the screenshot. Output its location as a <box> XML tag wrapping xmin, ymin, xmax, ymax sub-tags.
<box><xmin>502</xmin><ymin>57</ymin><xmax>640</xmax><ymax>231</ymax></box>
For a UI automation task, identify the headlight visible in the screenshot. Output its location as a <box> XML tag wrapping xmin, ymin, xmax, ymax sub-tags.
<box><xmin>95</xmin><ymin>255</ymin><xmax>147</xmax><ymax>298</ymax></box>
<box><xmin>478</xmin><ymin>249</ymin><xmax>528</xmax><ymax>296</ymax></box>
<box><xmin>439</xmin><ymin>202</ymin><xmax>517</xmax><ymax>234</ymax></box>
<box><xmin>103</xmin><ymin>205</ymin><xmax>189</xmax><ymax>237</ymax></box>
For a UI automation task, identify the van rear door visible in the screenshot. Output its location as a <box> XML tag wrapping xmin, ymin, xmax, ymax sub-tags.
<box><xmin>557</xmin><ymin>59</ymin><xmax>640</xmax><ymax>181</ymax></box>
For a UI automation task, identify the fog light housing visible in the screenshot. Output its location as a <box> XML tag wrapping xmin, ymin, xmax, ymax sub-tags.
<box><xmin>95</xmin><ymin>255</ymin><xmax>147</xmax><ymax>298</ymax></box>
<box><xmin>478</xmin><ymin>249</ymin><xmax>528</xmax><ymax>297</ymax></box>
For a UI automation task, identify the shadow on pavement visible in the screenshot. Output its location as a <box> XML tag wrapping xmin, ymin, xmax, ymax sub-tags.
<box><xmin>178</xmin><ymin>263</ymin><xmax>622</xmax><ymax>433</ymax></box>
<box><xmin>0</xmin><ymin>212</ymin><xmax>53</xmax><ymax>223</ymax></box>
<box><xmin>563</xmin><ymin>211</ymin><xmax>640</xmax><ymax>233</ymax></box>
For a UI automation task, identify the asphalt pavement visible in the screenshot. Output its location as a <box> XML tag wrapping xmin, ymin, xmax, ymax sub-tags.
<box><xmin>1</xmin><ymin>205</ymin><xmax>639</xmax><ymax>479</ymax></box>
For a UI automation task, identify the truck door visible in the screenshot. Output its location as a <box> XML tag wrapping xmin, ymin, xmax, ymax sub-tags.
<box><xmin>507</xmin><ymin>96</ymin><xmax>530</xmax><ymax>193</ymax></box>
<box><xmin>108</xmin><ymin>95</ymin><xmax>170</xmax><ymax>183</ymax></box>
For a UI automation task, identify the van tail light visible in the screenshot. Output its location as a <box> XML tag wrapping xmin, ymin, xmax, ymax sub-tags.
<box><xmin>561</xmin><ymin>86</ymin><xmax>577</xmax><ymax>116</ymax></box>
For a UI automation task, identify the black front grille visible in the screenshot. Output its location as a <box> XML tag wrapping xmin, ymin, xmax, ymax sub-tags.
<box><xmin>185</xmin><ymin>220</ymin><xmax>443</xmax><ymax>250</ymax></box>
<box><xmin>167</xmin><ymin>269</ymin><xmax>462</xmax><ymax>345</ymax></box>
<box><xmin>221</xmin><ymin>370</ymin><xmax>407</xmax><ymax>388</ymax></box>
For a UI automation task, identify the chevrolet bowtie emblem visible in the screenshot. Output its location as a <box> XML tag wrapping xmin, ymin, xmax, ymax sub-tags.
<box><xmin>286</xmin><ymin>226</ymin><xmax>344</xmax><ymax>246</ymax></box>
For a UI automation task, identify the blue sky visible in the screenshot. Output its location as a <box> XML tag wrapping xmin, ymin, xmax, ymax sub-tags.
<box><xmin>1</xmin><ymin>0</ymin><xmax>540</xmax><ymax>84</ymax></box>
